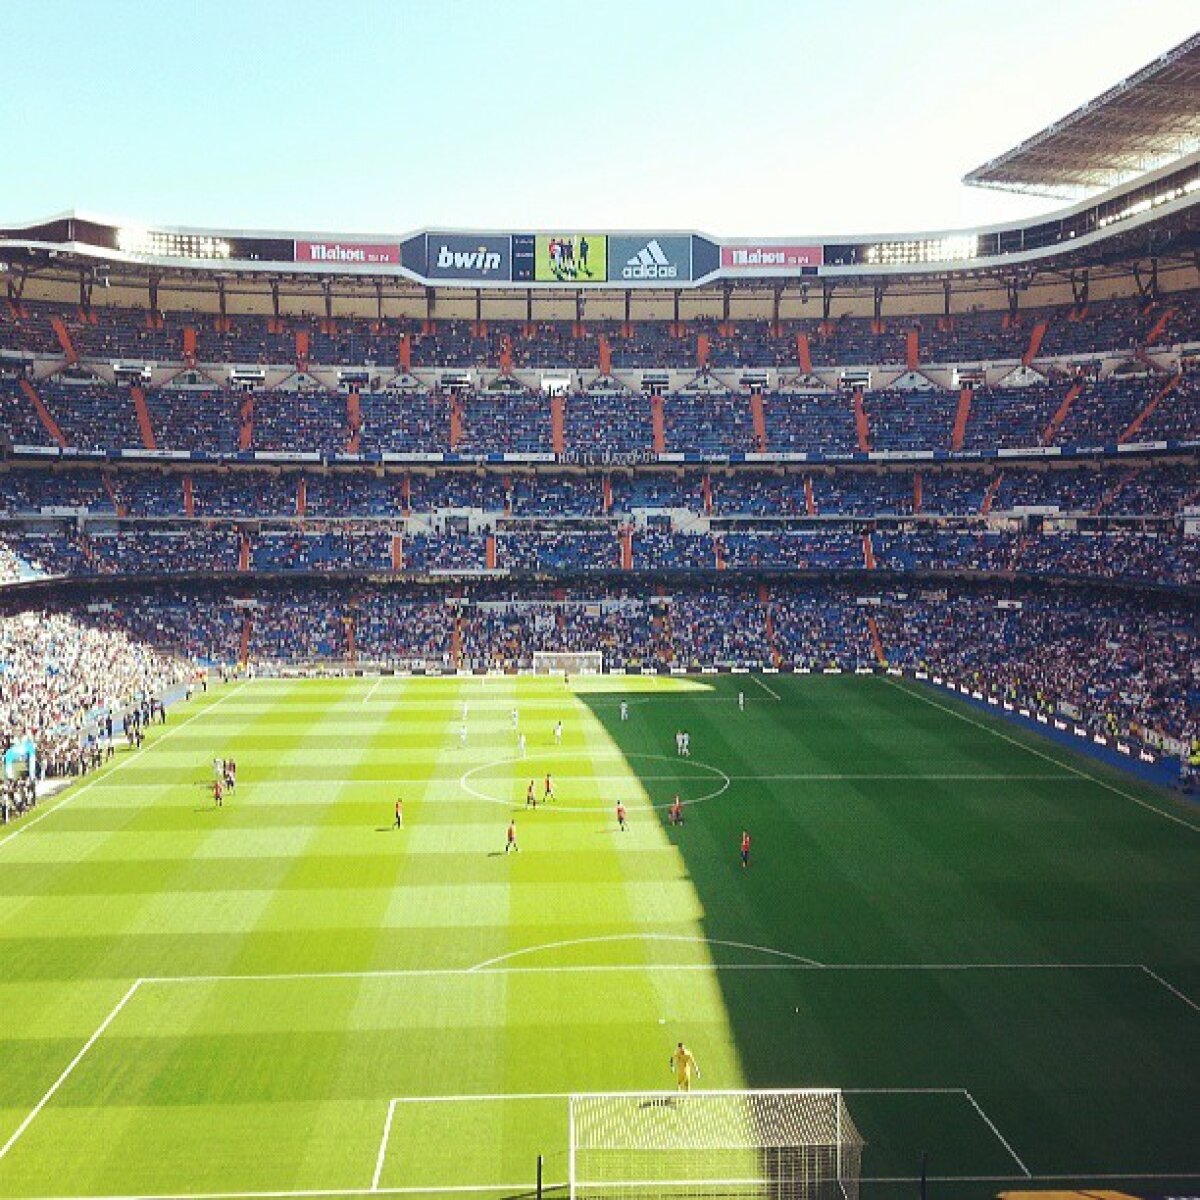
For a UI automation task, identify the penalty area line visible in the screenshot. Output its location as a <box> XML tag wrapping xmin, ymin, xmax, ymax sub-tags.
<box><xmin>369</xmin><ymin>1098</ymin><xmax>396</xmax><ymax>1191</ymax></box>
<box><xmin>0</xmin><ymin>979</ymin><xmax>143</xmax><ymax>1165</ymax></box>
<box><xmin>964</xmin><ymin>1089</ymin><xmax>1031</xmax><ymax>1177</ymax></box>
<box><xmin>749</xmin><ymin>674</ymin><xmax>782</xmax><ymax>701</ymax></box>
<box><xmin>1140</xmin><ymin>965</ymin><xmax>1200</xmax><ymax>1015</ymax></box>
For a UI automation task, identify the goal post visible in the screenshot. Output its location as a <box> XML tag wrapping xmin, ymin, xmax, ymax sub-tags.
<box><xmin>568</xmin><ymin>1089</ymin><xmax>864</xmax><ymax>1199</ymax></box>
<box><xmin>532</xmin><ymin>650</ymin><xmax>604</xmax><ymax>676</ymax></box>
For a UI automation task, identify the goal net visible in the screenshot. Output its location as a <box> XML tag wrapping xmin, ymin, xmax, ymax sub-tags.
<box><xmin>569</xmin><ymin>1090</ymin><xmax>863</xmax><ymax>1200</ymax></box>
<box><xmin>532</xmin><ymin>651</ymin><xmax>604</xmax><ymax>676</ymax></box>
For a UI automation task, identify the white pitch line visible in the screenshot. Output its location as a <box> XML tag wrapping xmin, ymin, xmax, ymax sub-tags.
<box><xmin>1141</xmin><ymin>965</ymin><xmax>1200</xmax><ymax>1014</ymax></box>
<box><xmin>86</xmin><ymin>771</ymin><xmax>1080</xmax><ymax>792</ymax></box>
<box><xmin>882</xmin><ymin>676</ymin><xmax>1200</xmax><ymax>833</ymax></box>
<box><xmin>22</xmin><ymin>1175</ymin><xmax>1200</xmax><ymax>1200</ymax></box>
<box><xmin>369</xmin><ymin>1098</ymin><xmax>396</xmax><ymax>1192</ymax></box>
<box><xmin>0</xmin><ymin>979</ymin><xmax>142</xmax><ymax>1165</ymax></box>
<box><xmin>388</xmin><ymin>1087</ymin><xmax>961</xmax><ymax>1103</ymax></box>
<box><xmin>0</xmin><ymin>683</ymin><xmax>249</xmax><ymax>853</ymax></box>
<box><xmin>139</xmin><ymin>960</ymin><xmax>1138</xmax><ymax>987</ymax></box>
<box><xmin>360</xmin><ymin>677</ymin><xmax>386</xmax><ymax>706</ymax></box>
<box><xmin>964</xmin><ymin>1089</ymin><xmax>1031</xmax><ymax>1177</ymax></box>
<box><xmin>749</xmin><ymin>674</ymin><xmax>782</xmax><ymax>700</ymax></box>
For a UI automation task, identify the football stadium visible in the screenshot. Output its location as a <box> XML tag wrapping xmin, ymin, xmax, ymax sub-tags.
<box><xmin>1</xmin><ymin>7</ymin><xmax>1198</xmax><ymax>1199</ymax></box>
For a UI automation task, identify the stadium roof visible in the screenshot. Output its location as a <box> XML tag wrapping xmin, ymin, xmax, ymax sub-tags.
<box><xmin>963</xmin><ymin>32</ymin><xmax>1200</xmax><ymax>199</ymax></box>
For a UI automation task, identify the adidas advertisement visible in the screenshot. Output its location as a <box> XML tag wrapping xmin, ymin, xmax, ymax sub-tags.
<box><xmin>426</xmin><ymin>234</ymin><xmax>512</xmax><ymax>280</ymax></box>
<box><xmin>609</xmin><ymin>235</ymin><xmax>692</xmax><ymax>282</ymax></box>
<box><xmin>533</xmin><ymin>234</ymin><xmax>607</xmax><ymax>283</ymax></box>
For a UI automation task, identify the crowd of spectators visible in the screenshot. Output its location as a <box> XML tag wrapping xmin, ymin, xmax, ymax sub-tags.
<box><xmin>7</xmin><ymin>295</ymin><xmax>1194</xmax><ymax>373</ymax></box>
<box><xmin>0</xmin><ymin>607</ymin><xmax>190</xmax><ymax>806</ymax></box>
<box><xmin>2</xmin><ymin>372</ymin><xmax>1196</xmax><ymax>457</ymax></box>
<box><xmin>4</xmin><ymin>578</ymin><xmax>1191</xmax><ymax>752</ymax></box>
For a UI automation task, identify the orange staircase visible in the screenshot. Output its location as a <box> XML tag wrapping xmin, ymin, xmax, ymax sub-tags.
<box><xmin>182</xmin><ymin>475</ymin><xmax>195</xmax><ymax>517</ymax></box>
<box><xmin>49</xmin><ymin>315</ymin><xmax>78</xmax><ymax>364</ymax></box>
<box><xmin>344</xmin><ymin>615</ymin><xmax>357</xmax><ymax>666</ymax></box>
<box><xmin>867</xmin><ymin>615</ymin><xmax>886</xmax><ymax>665</ymax></box>
<box><xmin>1120</xmin><ymin>373</ymin><xmax>1181</xmax><ymax>443</ymax></box>
<box><xmin>1143</xmin><ymin>307</ymin><xmax>1176</xmax><ymax>347</ymax></box>
<box><xmin>714</xmin><ymin>536</ymin><xmax>725</xmax><ymax>570</ymax></box>
<box><xmin>758</xmin><ymin>583</ymin><xmax>781</xmax><ymax>667</ymax></box>
<box><xmin>551</xmin><ymin>393</ymin><xmax>566</xmax><ymax>455</ymax></box>
<box><xmin>397</xmin><ymin>334</ymin><xmax>412</xmax><ymax>372</ymax></box>
<box><xmin>1041</xmin><ymin>381</ymin><xmax>1084</xmax><ymax>445</ymax></box>
<box><xmin>391</xmin><ymin>534</ymin><xmax>404</xmax><ymax>572</ymax></box>
<box><xmin>296</xmin><ymin>477</ymin><xmax>307</xmax><ymax>517</ymax></box>
<box><xmin>650</xmin><ymin>395</ymin><xmax>666</xmax><ymax>454</ymax></box>
<box><xmin>981</xmin><ymin>473</ymin><xmax>1003</xmax><ymax>516</ymax></box>
<box><xmin>1022</xmin><ymin>320</ymin><xmax>1048</xmax><ymax>366</ymax></box>
<box><xmin>182</xmin><ymin>325</ymin><xmax>197</xmax><ymax>367</ymax></box>
<box><xmin>598</xmin><ymin>334</ymin><xmax>612</xmax><ymax>376</ymax></box>
<box><xmin>1091</xmin><ymin>469</ymin><xmax>1136</xmax><ymax>516</ymax></box>
<box><xmin>701</xmin><ymin>473</ymin><xmax>713</xmax><ymax>515</ymax></box>
<box><xmin>131</xmin><ymin>386</ymin><xmax>157</xmax><ymax>450</ymax></box>
<box><xmin>238</xmin><ymin>615</ymin><xmax>253</xmax><ymax>666</ymax></box>
<box><xmin>852</xmin><ymin>390</ymin><xmax>872</xmax><ymax>452</ymax></box>
<box><xmin>238</xmin><ymin>532</ymin><xmax>251</xmax><ymax>572</ymax></box>
<box><xmin>750</xmin><ymin>393</ymin><xmax>768</xmax><ymax>452</ymax></box>
<box><xmin>950</xmin><ymin>386</ymin><xmax>973</xmax><ymax>451</ymax></box>
<box><xmin>295</xmin><ymin>331</ymin><xmax>310</xmax><ymax>372</ymax></box>
<box><xmin>450</xmin><ymin>615</ymin><xmax>463</xmax><ymax>669</ymax></box>
<box><xmin>18</xmin><ymin>378</ymin><xmax>68</xmax><ymax>447</ymax></box>
<box><xmin>862</xmin><ymin>532</ymin><xmax>877</xmax><ymax>570</ymax></box>
<box><xmin>620</xmin><ymin>527</ymin><xmax>633</xmax><ymax>570</ymax></box>
<box><xmin>101</xmin><ymin>472</ymin><xmax>128</xmax><ymax>518</ymax></box>
<box><xmin>238</xmin><ymin>395</ymin><xmax>254</xmax><ymax>451</ymax></box>
<box><xmin>913</xmin><ymin>471</ymin><xmax>923</xmax><ymax>514</ymax></box>
<box><xmin>602</xmin><ymin>475</ymin><xmax>613</xmax><ymax>514</ymax></box>
<box><xmin>804</xmin><ymin>476</ymin><xmax>816</xmax><ymax>515</ymax></box>
<box><xmin>346</xmin><ymin>390</ymin><xmax>362</xmax><ymax>453</ymax></box>
<box><xmin>796</xmin><ymin>332</ymin><xmax>813</xmax><ymax>375</ymax></box>
<box><xmin>485</xmin><ymin>534</ymin><xmax>497</xmax><ymax>570</ymax></box>
<box><xmin>449</xmin><ymin>396</ymin><xmax>463</xmax><ymax>450</ymax></box>
<box><xmin>905</xmin><ymin>328</ymin><xmax>919</xmax><ymax>371</ymax></box>
<box><xmin>697</xmin><ymin>334</ymin><xmax>711</xmax><ymax>370</ymax></box>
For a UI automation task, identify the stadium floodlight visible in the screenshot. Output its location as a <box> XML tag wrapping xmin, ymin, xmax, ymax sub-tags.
<box><xmin>116</xmin><ymin>227</ymin><xmax>232</xmax><ymax>260</ymax></box>
<box><xmin>864</xmin><ymin>235</ymin><xmax>980</xmax><ymax>266</ymax></box>
<box><xmin>568</xmin><ymin>1089</ymin><xmax>864</xmax><ymax>1200</ymax></box>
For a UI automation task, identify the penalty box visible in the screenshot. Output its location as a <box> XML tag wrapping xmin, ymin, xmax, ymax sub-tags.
<box><xmin>0</xmin><ymin>962</ymin><xmax>1189</xmax><ymax>1198</ymax></box>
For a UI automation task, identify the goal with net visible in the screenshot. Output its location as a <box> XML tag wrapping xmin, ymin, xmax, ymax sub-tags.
<box><xmin>568</xmin><ymin>1089</ymin><xmax>863</xmax><ymax>1199</ymax></box>
<box><xmin>532</xmin><ymin>651</ymin><xmax>604</xmax><ymax>676</ymax></box>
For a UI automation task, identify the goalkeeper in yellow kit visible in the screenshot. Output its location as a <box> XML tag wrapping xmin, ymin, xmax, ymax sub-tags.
<box><xmin>670</xmin><ymin>1042</ymin><xmax>700</xmax><ymax>1091</ymax></box>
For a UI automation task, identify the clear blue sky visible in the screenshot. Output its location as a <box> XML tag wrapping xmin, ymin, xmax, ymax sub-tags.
<box><xmin>1</xmin><ymin>0</ymin><xmax>1195</xmax><ymax>237</ymax></box>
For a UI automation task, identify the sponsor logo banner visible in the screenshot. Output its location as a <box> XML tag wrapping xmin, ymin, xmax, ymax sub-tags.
<box><xmin>533</xmin><ymin>234</ymin><xmax>607</xmax><ymax>283</ymax></box>
<box><xmin>609</xmin><ymin>235</ymin><xmax>691</xmax><ymax>282</ymax></box>
<box><xmin>720</xmin><ymin>243</ymin><xmax>823</xmax><ymax>270</ymax></box>
<box><xmin>427</xmin><ymin>234</ymin><xmax>512</xmax><ymax>280</ymax></box>
<box><xmin>295</xmin><ymin>240</ymin><xmax>400</xmax><ymax>265</ymax></box>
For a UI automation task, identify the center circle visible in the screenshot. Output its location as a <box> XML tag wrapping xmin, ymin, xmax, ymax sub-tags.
<box><xmin>460</xmin><ymin>751</ymin><xmax>730</xmax><ymax>813</ymax></box>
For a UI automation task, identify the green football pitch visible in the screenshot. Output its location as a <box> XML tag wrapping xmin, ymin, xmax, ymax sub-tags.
<box><xmin>0</xmin><ymin>673</ymin><xmax>1196</xmax><ymax>1200</ymax></box>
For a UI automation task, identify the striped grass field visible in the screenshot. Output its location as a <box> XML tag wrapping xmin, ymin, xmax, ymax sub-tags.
<box><xmin>0</xmin><ymin>673</ymin><xmax>1196</xmax><ymax>1200</ymax></box>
